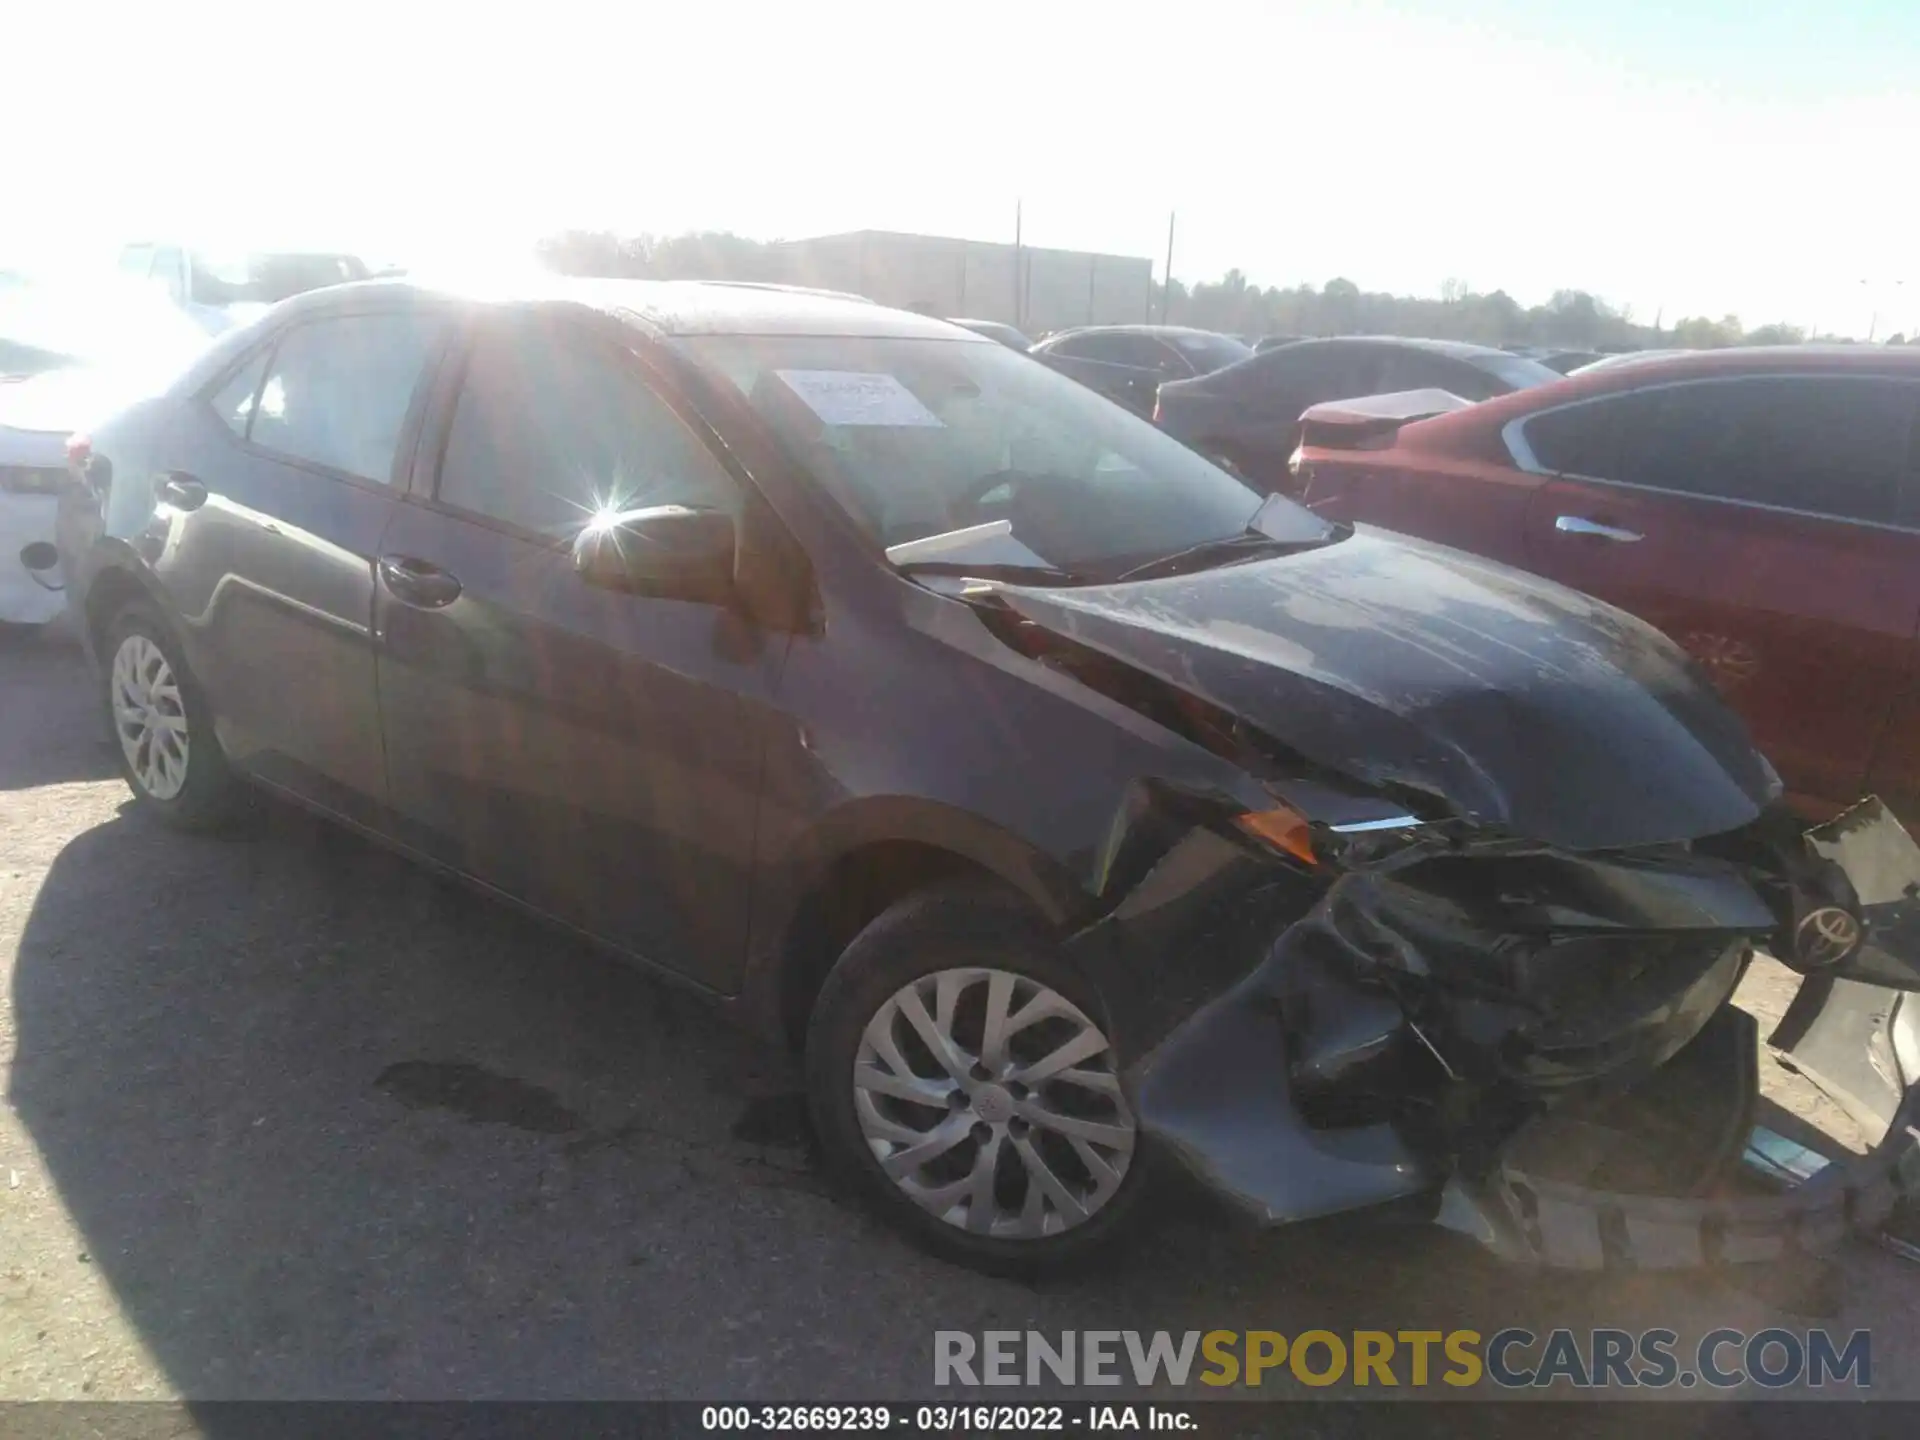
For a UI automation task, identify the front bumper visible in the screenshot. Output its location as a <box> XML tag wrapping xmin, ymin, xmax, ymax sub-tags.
<box><xmin>1439</xmin><ymin>979</ymin><xmax>1920</xmax><ymax>1268</ymax></box>
<box><xmin>0</xmin><ymin>494</ymin><xmax>63</xmax><ymax>625</ymax></box>
<box><xmin>1119</xmin><ymin>803</ymin><xmax>1920</xmax><ymax>1269</ymax></box>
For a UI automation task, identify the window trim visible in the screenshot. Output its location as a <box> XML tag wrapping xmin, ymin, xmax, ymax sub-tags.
<box><xmin>1502</xmin><ymin>371</ymin><xmax>1920</xmax><ymax>532</ymax></box>
<box><xmin>197</xmin><ymin>303</ymin><xmax>456</xmax><ymax>496</ymax></box>
<box><xmin>200</xmin><ymin>345</ymin><xmax>275</xmax><ymax>443</ymax></box>
<box><xmin>409</xmin><ymin>309</ymin><xmax>754</xmax><ymax>553</ymax></box>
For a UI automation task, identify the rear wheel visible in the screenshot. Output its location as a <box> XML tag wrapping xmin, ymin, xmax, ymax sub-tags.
<box><xmin>805</xmin><ymin>883</ymin><xmax>1149</xmax><ymax>1275</ymax></box>
<box><xmin>101</xmin><ymin>600</ymin><xmax>242</xmax><ymax>830</ymax></box>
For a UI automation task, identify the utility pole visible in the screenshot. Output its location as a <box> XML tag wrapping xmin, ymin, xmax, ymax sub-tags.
<box><xmin>1012</xmin><ymin>200</ymin><xmax>1023</xmax><ymax>328</ymax></box>
<box><xmin>1161</xmin><ymin>211</ymin><xmax>1177</xmax><ymax>324</ymax></box>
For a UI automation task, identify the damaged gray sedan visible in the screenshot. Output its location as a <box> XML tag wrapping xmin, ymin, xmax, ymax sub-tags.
<box><xmin>54</xmin><ymin>282</ymin><xmax>1920</xmax><ymax>1275</ymax></box>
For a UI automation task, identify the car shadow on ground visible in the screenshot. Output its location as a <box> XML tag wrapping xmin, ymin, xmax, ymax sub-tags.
<box><xmin>0</xmin><ymin>629</ymin><xmax>115</xmax><ymax>792</ymax></box>
<box><xmin>7</xmin><ymin>794</ymin><xmax>1874</xmax><ymax>1409</ymax></box>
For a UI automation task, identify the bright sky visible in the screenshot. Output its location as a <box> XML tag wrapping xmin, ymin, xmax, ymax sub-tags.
<box><xmin>11</xmin><ymin>0</ymin><xmax>1917</xmax><ymax>335</ymax></box>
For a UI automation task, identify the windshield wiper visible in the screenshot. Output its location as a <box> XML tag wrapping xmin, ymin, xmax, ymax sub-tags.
<box><xmin>893</xmin><ymin>559</ymin><xmax>1082</xmax><ymax>584</ymax></box>
<box><xmin>1109</xmin><ymin>531</ymin><xmax>1308</xmax><ymax>584</ymax></box>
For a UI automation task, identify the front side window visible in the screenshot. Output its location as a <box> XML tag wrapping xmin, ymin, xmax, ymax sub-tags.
<box><xmin>1611</xmin><ymin>377</ymin><xmax>1917</xmax><ymax>523</ymax></box>
<box><xmin>248</xmin><ymin>310</ymin><xmax>447</xmax><ymax>483</ymax></box>
<box><xmin>690</xmin><ymin>332</ymin><xmax>1331</xmax><ymax>577</ymax></box>
<box><xmin>437</xmin><ymin>318</ymin><xmax>740</xmax><ymax>539</ymax></box>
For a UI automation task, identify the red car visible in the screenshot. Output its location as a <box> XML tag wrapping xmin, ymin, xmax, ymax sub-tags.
<box><xmin>1295</xmin><ymin>347</ymin><xmax>1920</xmax><ymax>823</ymax></box>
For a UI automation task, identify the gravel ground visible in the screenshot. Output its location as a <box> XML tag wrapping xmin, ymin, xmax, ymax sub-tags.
<box><xmin>2</xmin><ymin>622</ymin><xmax>1916</xmax><ymax>1409</ymax></box>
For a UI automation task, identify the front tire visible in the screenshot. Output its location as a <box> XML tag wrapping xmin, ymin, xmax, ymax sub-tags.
<box><xmin>805</xmin><ymin>883</ymin><xmax>1150</xmax><ymax>1275</ymax></box>
<box><xmin>101</xmin><ymin>599</ymin><xmax>242</xmax><ymax>830</ymax></box>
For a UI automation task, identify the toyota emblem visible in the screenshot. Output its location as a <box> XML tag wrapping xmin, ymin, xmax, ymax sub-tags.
<box><xmin>1795</xmin><ymin>906</ymin><xmax>1863</xmax><ymax>968</ymax></box>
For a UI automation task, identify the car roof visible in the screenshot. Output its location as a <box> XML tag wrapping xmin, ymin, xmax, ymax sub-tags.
<box><xmin>1039</xmin><ymin>324</ymin><xmax>1238</xmax><ymax>343</ymax></box>
<box><xmin>1301</xmin><ymin>334</ymin><xmax>1528</xmax><ymax>363</ymax></box>
<box><xmin>276</xmin><ymin>275</ymin><xmax>980</xmax><ymax>341</ymax></box>
<box><xmin>1321</xmin><ymin>343</ymin><xmax>1920</xmax><ymax>461</ymax></box>
<box><xmin>1565</xmin><ymin>344</ymin><xmax>1920</xmax><ymax>380</ymax></box>
<box><xmin>949</xmin><ymin>316</ymin><xmax>1028</xmax><ymax>335</ymax></box>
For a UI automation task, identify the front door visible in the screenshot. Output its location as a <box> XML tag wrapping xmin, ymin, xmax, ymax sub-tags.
<box><xmin>155</xmin><ymin>304</ymin><xmax>449</xmax><ymax>821</ymax></box>
<box><xmin>373</xmin><ymin>312</ymin><xmax>784</xmax><ymax>987</ymax></box>
<box><xmin>1521</xmin><ymin>374</ymin><xmax>1920</xmax><ymax>813</ymax></box>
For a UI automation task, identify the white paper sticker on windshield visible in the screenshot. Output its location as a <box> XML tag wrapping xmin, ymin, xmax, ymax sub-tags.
<box><xmin>775</xmin><ymin>370</ymin><xmax>945</xmax><ymax>428</ymax></box>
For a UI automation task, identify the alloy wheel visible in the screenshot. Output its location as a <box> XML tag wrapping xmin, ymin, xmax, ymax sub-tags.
<box><xmin>111</xmin><ymin>634</ymin><xmax>190</xmax><ymax>800</ymax></box>
<box><xmin>853</xmin><ymin>966</ymin><xmax>1135</xmax><ymax>1239</ymax></box>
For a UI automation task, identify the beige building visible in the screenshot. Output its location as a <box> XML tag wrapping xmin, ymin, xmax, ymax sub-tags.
<box><xmin>768</xmin><ymin>230</ymin><xmax>1155</xmax><ymax>334</ymax></box>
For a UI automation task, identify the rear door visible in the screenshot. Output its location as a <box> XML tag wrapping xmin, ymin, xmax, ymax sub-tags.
<box><xmin>155</xmin><ymin>301</ymin><xmax>449</xmax><ymax>821</ymax></box>
<box><xmin>1198</xmin><ymin>341</ymin><xmax>1390</xmax><ymax>490</ymax></box>
<box><xmin>1519</xmin><ymin>374</ymin><xmax>1920</xmax><ymax>812</ymax></box>
<box><xmin>373</xmin><ymin>310</ymin><xmax>783</xmax><ymax>987</ymax></box>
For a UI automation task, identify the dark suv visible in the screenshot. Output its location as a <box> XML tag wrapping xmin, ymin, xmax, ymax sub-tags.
<box><xmin>54</xmin><ymin>280</ymin><xmax>1920</xmax><ymax>1275</ymax></box>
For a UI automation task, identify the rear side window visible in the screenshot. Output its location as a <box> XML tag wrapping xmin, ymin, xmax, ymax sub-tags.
<box><xmin>1042</xmin><ymin>332</ymin><xmax>1108</xmax><ymax>362</ymax></box>
<box><xmin>436</xmin><ymin>318</ymin><xmax>740</xmax><ymax>539</ymax></box>
<box><xmin>1291</xmin><ymin>347</ymin><xmax>1387</xmax><ymax>403</ymax></box>
<box><xmin>1611</xmin><ymin>377</ymin><xmax>1917</xmax><ymax>523</ymax></box>
<box><xmin>1378</xmin><ymin>351</ymin><xmax>1498</xmax><ymax>401</ymax></box>
<box><xmin>207</xmin><ymin>351</ymin><xmax>271</xmax><ymax>437</ymax></box>
<box><xmin>1049</xmin><ymin>332</ymin><xmax>1168</xmax><ymax>370</ymax></box>
<box><xmin>248</xmin><ymin>311</ymin><xmax>447</xmax><ymax>483</ymax></box>
<box><xmin>1112</xmin><ymin>335</ymin><xmax>1185</xmax><ymax>374</ymax></box>
<box><xmin>1521</xmin><ymin>398</ymin><xmax>1622</xmax><ymax>476</ymax></box>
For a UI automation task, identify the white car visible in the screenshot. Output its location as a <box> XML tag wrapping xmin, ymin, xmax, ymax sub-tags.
<box><xmin>1</xmin><ymin>278</ymin><xmax>211</xmax><ymax>628</ymax></box>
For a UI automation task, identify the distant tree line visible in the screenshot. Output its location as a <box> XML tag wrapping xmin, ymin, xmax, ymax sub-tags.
<box><xmin>1158</xmin><ymin>271</ymin><xmax>1831</xmax><ymax>350</ymax></box>
<box><xmin>535</xmin><ymin>230</ymin><xmax>1866</xmax><ymax>349</ymax></box>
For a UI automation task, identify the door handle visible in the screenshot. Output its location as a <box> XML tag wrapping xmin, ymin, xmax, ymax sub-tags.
<box><xmin>378</xmin><ymin>554</ymin><xmax>463</xmax><ymax>609</ymax></box>
<box><xmin>155</xmin><ymin>472</ymin><xmax>207</xmax><ymax>511</ymax></box>
<box><xmin>1555</xmin><ymin>514</ymin><xmax>1642</xmax><ymax>543</ymax></box>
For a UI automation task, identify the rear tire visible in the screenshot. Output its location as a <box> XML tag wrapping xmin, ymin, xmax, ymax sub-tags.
<box><xmin>805</xmin><ymin>882</ymin><xmax>1152</xmax><ymax>1276</ymax></box>
<box><xmin>100</xmin><ymin>599</ymin><xmax>243</xmax><ymax>831</ymax></box>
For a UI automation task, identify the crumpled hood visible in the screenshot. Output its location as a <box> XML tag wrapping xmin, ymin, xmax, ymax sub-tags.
<box><xmin>998</xmin><ymin>527</ymin><xmax>1778</xmax><ymax>851</ymax></box>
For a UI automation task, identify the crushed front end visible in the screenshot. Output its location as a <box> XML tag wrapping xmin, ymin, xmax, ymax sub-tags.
<box><xmin>1113</xmin><ymin>797</ymin><xmax>1920</xmax><ymax>1269</ymax></box>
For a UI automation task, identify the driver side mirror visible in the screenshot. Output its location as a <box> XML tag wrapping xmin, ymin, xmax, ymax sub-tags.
<box><xmin>571</xmin><ymin>505</ymin><xmax>736</xmax><ymax>605</ymax></box>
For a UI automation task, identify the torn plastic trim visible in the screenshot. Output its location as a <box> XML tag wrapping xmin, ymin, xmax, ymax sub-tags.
<box><xmin>1438</xmin><ymin>982</ymin><xmax>1920</xmax><ymax>1270</ymax></box>
<box><xmin>1124</xmin><ymin>862</ymin><xmax>1770</xmax><ymax>1231</ymax></box>
<box><xmin>1118</xmin><ymin>804</ymin><xmax>1920</xmax><ymax>1269</ymax></box>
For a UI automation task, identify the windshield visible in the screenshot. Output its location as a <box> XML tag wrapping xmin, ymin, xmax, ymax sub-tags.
<box><xmin>1475</xmin><ymin>352</ymin><xmax>1565</xmax><ymax>392</ymax></box>
<box><xmin>689</xmin><ymin>333</ymin><xmax>1331</xmax><ymax>577</ymax></box>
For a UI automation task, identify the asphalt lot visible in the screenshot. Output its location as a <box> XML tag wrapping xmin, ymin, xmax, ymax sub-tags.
<box><xmin>2</xmin><ymin>622</ymin><xmax>1917</xmax><ymax>1410</ymax></box>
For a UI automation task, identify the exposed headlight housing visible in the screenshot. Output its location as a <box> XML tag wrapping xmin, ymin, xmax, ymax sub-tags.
<box><xmin>1234</xmin><ymin>803</ymin><xmax>1427</xmax><ymax>870</ymax></box>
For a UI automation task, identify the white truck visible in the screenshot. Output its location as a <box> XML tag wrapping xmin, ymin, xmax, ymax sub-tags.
<box><xmin>116</xmin><ymin>244</ymin><xmax>372</xmax><ymax>332</ymax></box>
